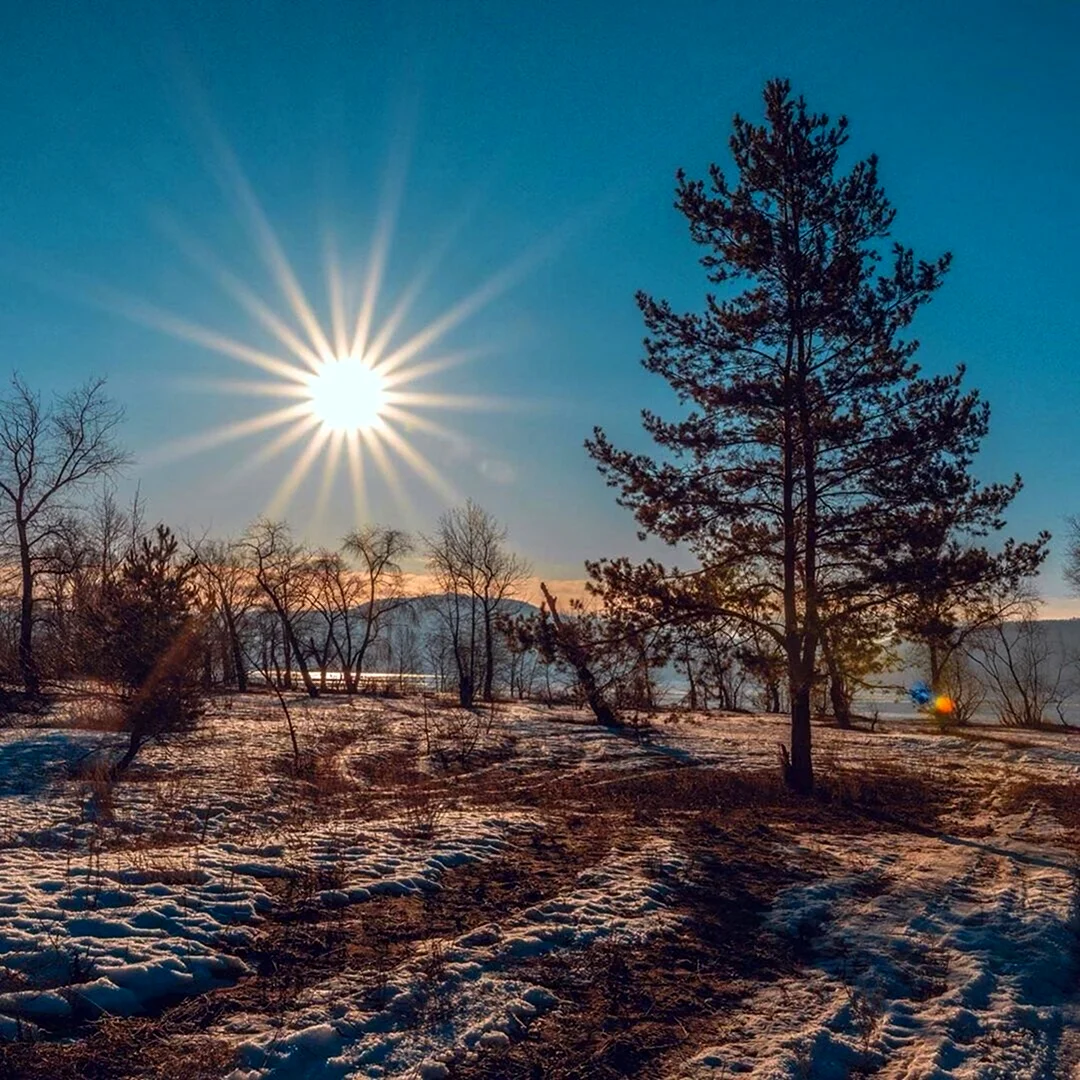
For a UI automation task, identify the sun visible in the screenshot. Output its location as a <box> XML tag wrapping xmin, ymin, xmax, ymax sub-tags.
<box><xmin>305</xmin><ymin>356</ymin><xmax>387</xmax><ymax>433</ymax></box>
<box><xmin>113</xmin><ymin>133</ymin><xmax>552</xmax><ymax>521</ymax></box>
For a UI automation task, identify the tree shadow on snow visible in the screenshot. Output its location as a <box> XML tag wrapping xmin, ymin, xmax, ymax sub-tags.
<box><xmin>0</xmin><ymin>732</ymin><xmax>103</xmax><ymax>797</ymax></box>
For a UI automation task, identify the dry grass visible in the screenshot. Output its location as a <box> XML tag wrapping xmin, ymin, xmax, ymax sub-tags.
<box><xmin>64</xmin><ymin>696</ymin><xmax>125</xmax><ymax>733</ymax></box>
<box><xmin>454</xmin><ymin>811</ymin><xmax>812</xmax><ymax>1080</ymax></box>
<box><xmin>0</xmin><ymin>1019</ymin><xmax>235</xmax><ymax>1080</ymax></box>
<box><xmin>1001</xmin><ymin>777</ymin><xmax>1080</xmax><ymax>844</ymax></box>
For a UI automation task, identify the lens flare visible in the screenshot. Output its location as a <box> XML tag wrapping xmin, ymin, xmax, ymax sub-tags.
<box><xmin>909</xmin><ymin>682</ymin><xmax>933</xmax><ymax>707</ymax></box>
<box><xmin>934</xmin><ymin>695</ymin><xmax>955</xmax><ymax>716</ymax></box>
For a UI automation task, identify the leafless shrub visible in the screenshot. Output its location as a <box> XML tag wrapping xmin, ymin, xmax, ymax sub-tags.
<box><xmin>584</xmin><ymin>937</ymin><xmax>635</xmax><ymax>1019</ymax></box>
<box><xmin>813</xmin><ymin>759</ymin><xmax>952</xmax><ymax>825</ymax></box>
<box><xmin>71</xmin><ymin>756</ymin><xmax>117</xmax><ymax>824</ymax></box>
<box><xmin>353</xmin><ymin>746</ymin><xmax>426</xmax><ymax>787</ymax></box>
<box><xmin>969</xmin><ymin>617</ymin><xmax>1072</xmax><ymax>728</ymax></box>
<box><xmin>120</xmin><ymin>845</ymin><xmax>204</xmax><ymax>886</ymax></box>
<box><xmin>394</xmin><ymin>778</ymin><xmax>448</xmax><ymax>839</ymax></box>
<box><xmin>935</xmin><ymin>652</ymin><xmax>985</xmax><ymax>727</ymax></box>
<box><xmin>0</xmin><ymin>1015</ymin><xmax>236</xmax><ymax>1078</ymax></box>
<box><xmin>845</xmin><ymin>980</ymin><xmax>886</xmax><ymax>1068</ymax></box>
<box><xmin>65</xmin><ymin>693</ymin><xmax>124</xmax><ymax>731</ymax></box>
<box><xmin>429</xmin><ymin>702</ymin><xmax>498</xmax><ymax>769</ymax></box>
<box><xmin>415</xmin><ymin>938</ymin><xmax>454</xmax><ymax>1025</ymax></box>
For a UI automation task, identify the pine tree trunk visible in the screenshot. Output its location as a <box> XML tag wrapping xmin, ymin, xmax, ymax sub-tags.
<box><xmin>821</xmin><ymin>636</ymin><xmax>852</xmax><ymax>729</ymax></box>
<box><xmin>789</xmin><ymin>685</ymin><xmax>814</xmax><ymax>794</ymax></box>
<box><xmin>111</xmin><ymin>731</ymin><xmax>143</xmax><ymax>778</ymax></box>
<box><xmin>929</xmin><ymin>639</ymin><xmax>943</xmax><ymax>689</ymax></box>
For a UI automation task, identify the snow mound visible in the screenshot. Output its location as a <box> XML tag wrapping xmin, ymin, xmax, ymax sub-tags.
<box><xmin>224</xmin><ymin>837</ymin><xmax>687</xmax><ymax>1079</ymax></box>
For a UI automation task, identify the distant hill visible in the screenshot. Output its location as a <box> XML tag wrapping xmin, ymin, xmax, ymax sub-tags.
<box><xmin>873</xmin><ymin>618</ymin><xmax>1080</xmax><ymax>692</ymax></box>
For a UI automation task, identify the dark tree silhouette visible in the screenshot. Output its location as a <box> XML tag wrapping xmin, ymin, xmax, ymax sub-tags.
<box><xmin>1063</xmin><ymin>516</ymin><xmax>1080</xmax><ymax>599</ymax></box>
<box><xmin>339</xmin><ymin>525</ymin><xmax>413</xmax><ymax>690</ymax></box>
<box><xmin>98</xmin><ymin>525</ymin><xmax>207</xmax><ymax>775</ymax></box>
<box><xmin>243</xmin><ymin>519</ymin><xmax>319</xmax><ymax>697</ymax></box>
<box><xmin>424</xmin><ymin>502</ymin><xmax>529</xmax><ymax>707</ymax></box>
<box><xmin>588</xmin><ymin>79</ymin><xmax>1040</xmax><ymax>793</ymax></box>
<box><xmin>892</xmin><ymin>534</ymin><xmax>1046</xmax><ymax>690</ymax></box>
<box><xmin>192</xmin><ymin>537</ymin><xmax>257</xmax><ymax>692</ymax></box>
<box><xmin>523</xmin><ymin>583</ymin><xmax>621</xmax><ymax>727</ymax></box>
<box><xmin>0</xmin><ymin>377</ymin><xmax>128</xmax><ymax>695</ymax></box>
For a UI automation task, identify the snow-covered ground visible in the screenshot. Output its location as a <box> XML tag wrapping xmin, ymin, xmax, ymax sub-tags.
<box><xmin>1</xmin><ymin>695</ymin><xmax>1078</xmax><ymax>1077</ymax></box>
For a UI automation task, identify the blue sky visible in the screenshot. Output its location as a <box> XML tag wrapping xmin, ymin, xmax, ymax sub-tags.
<box><xmin>2</xmin><ymin>1</ymin><xmax>1078</xmax><ymax>607</ymax></box>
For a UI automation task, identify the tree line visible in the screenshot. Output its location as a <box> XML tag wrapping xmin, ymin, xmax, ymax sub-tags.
<box><xmin>0</xmin><ymin>458</ymin><xmax>539</xmax><ymax>705</ymax></box>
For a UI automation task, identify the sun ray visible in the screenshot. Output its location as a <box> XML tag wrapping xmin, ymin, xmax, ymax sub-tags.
<box><xmin>154</xmin><ymin>214</ymin><xmax>325</xmax><ymax>371</ymax></box>
<box><xmin>377</xmin><ymin>424</ymin><xmax>458</xmax><ymax>502</ymax></box>
<box><xmin>79</xmin><ymin>283</ymin><xmax>309</xmax><ymax>384</ymax></box>
<box><xmin>265</xmin><ymin>425</ymin><xmax>333</xmax><ymax>518</ymax></box>
<box><xmin>380</xmin><ymin>349</ymin><xmax>484</xmax><ymax>389</ymax></box>
<box><xmin>172</xmin><ymin>377</ymin><xmax>311</xmax><ymax>400</ymax></box>
<box><xmin>142</xmin><ymin>402</ymin><xmax>313</xmax><ymax>466</ymax></box>
<box><xmin>360</xmin><ymin>207</ymin><xmax>476</xmax><ymax>365</ymax></box>
<box><xmin>385</xmin><ymin>390</ymin><xmax>517</xmax><ymax>411</ymax></box>
<box><xmin>379</xmin><ymin>403</ymin><xmax>460</xmax><ymax>442</ymax></box>
<box><xmin>349</xmin><ymin>213</ymin><xmax>391</xmax><ymax>362</ymax></box>
<box><xmin>348</xmin><ymin>128</ymin><xmax>413</xmax><ymax>360</ymax></box>
<box><xmin>206</xmin><ymin>126</ymin><xmax>336</xmax><ymax>361</ymax></box>
<box><xmin>219</xmin><ymin>414</ymin><xmax>323</xmax><ymax>488</ymax></box>
<box><xmin>344</xmin><ymin>429</ymin><xmax>367</xmax><ymax>522</ymax></box>
<box><xmin>325</xmin><ymin>241</ymin><xmax>350</xmax><ymax>360</ymax></box>
<box><xmin>360</xmin><ymin>427</ymin><xmax>417</xmax><ymax>523</ymax></box>
<box><xmin>314</xmin><ymin>430</ymin><xmax>344</xmax><ymax>522</ymax></box>
<box><xmin>373</xmin><ymin>228</ymin><xmax>567</xmax><ymax>376</ymax></box>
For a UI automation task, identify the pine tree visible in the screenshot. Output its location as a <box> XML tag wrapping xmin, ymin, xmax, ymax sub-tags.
<box><xmin>587</xmin><ymin>79</ymin><xmax>1044</xmax><ymax>793</ymax></box>
<box><xmin>98</xmin><ymin>524</ymin><xmax>207</xmax><ymax>774</ymax></box>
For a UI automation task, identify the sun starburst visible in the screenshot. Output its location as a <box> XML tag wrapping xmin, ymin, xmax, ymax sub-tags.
<box><xmin>124</xmin><ymin>139</ymin><xmax>555</xmax><ymax>523</ymax></box>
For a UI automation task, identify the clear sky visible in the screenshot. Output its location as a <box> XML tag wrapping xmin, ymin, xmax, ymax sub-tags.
<box><xmin>2</xmin><ymin>1</ymin><xmax>1078</xmax><ymax>608</ymax></box>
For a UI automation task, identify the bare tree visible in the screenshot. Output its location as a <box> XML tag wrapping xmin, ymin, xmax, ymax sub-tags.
<box><xmin>969</xmin><ymin>614</ymin><xmax>1070</xmax><ymax>728</ymax></box>
<box><xmin>424</xmin><ymin>502</ymin><xmax>528</xmax><ymax>706</ymax></box>
<box><xmin>191</xmin><ymin>537</ymin><xmax>257</xmax><ymax>691</ymax></box>
<box><xmin>242</xmin><ymin>520</ymin><xmax>318</xmax><ymax>697</ymax></box>
<box><xmin>0</xmin><ymin>376</ymin><xmax>128</xmax><ymax>694</ymax></box>
<box><xmin>469</xmin><ymin>524</ymin><xmax>530</xmax><ymax>701</ymax></box>
<box><xmin>340</xmin><ymin>526</ymin><xmax>413</xmax><ymax>690</ymax></box>
<box><xmin>425</xmin><ymin>516</ymin><xmax>480</xmax><ymax>706</ymax></box>
<box><xmin>1066</xmin><ymin>516</ymin><xmax>1080</xmax><ymax>598</ymax></box>
<box><xmin>935</xmin><ymin>651</ymin><xmax>985</xmax><ymax>726</ymax></box>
